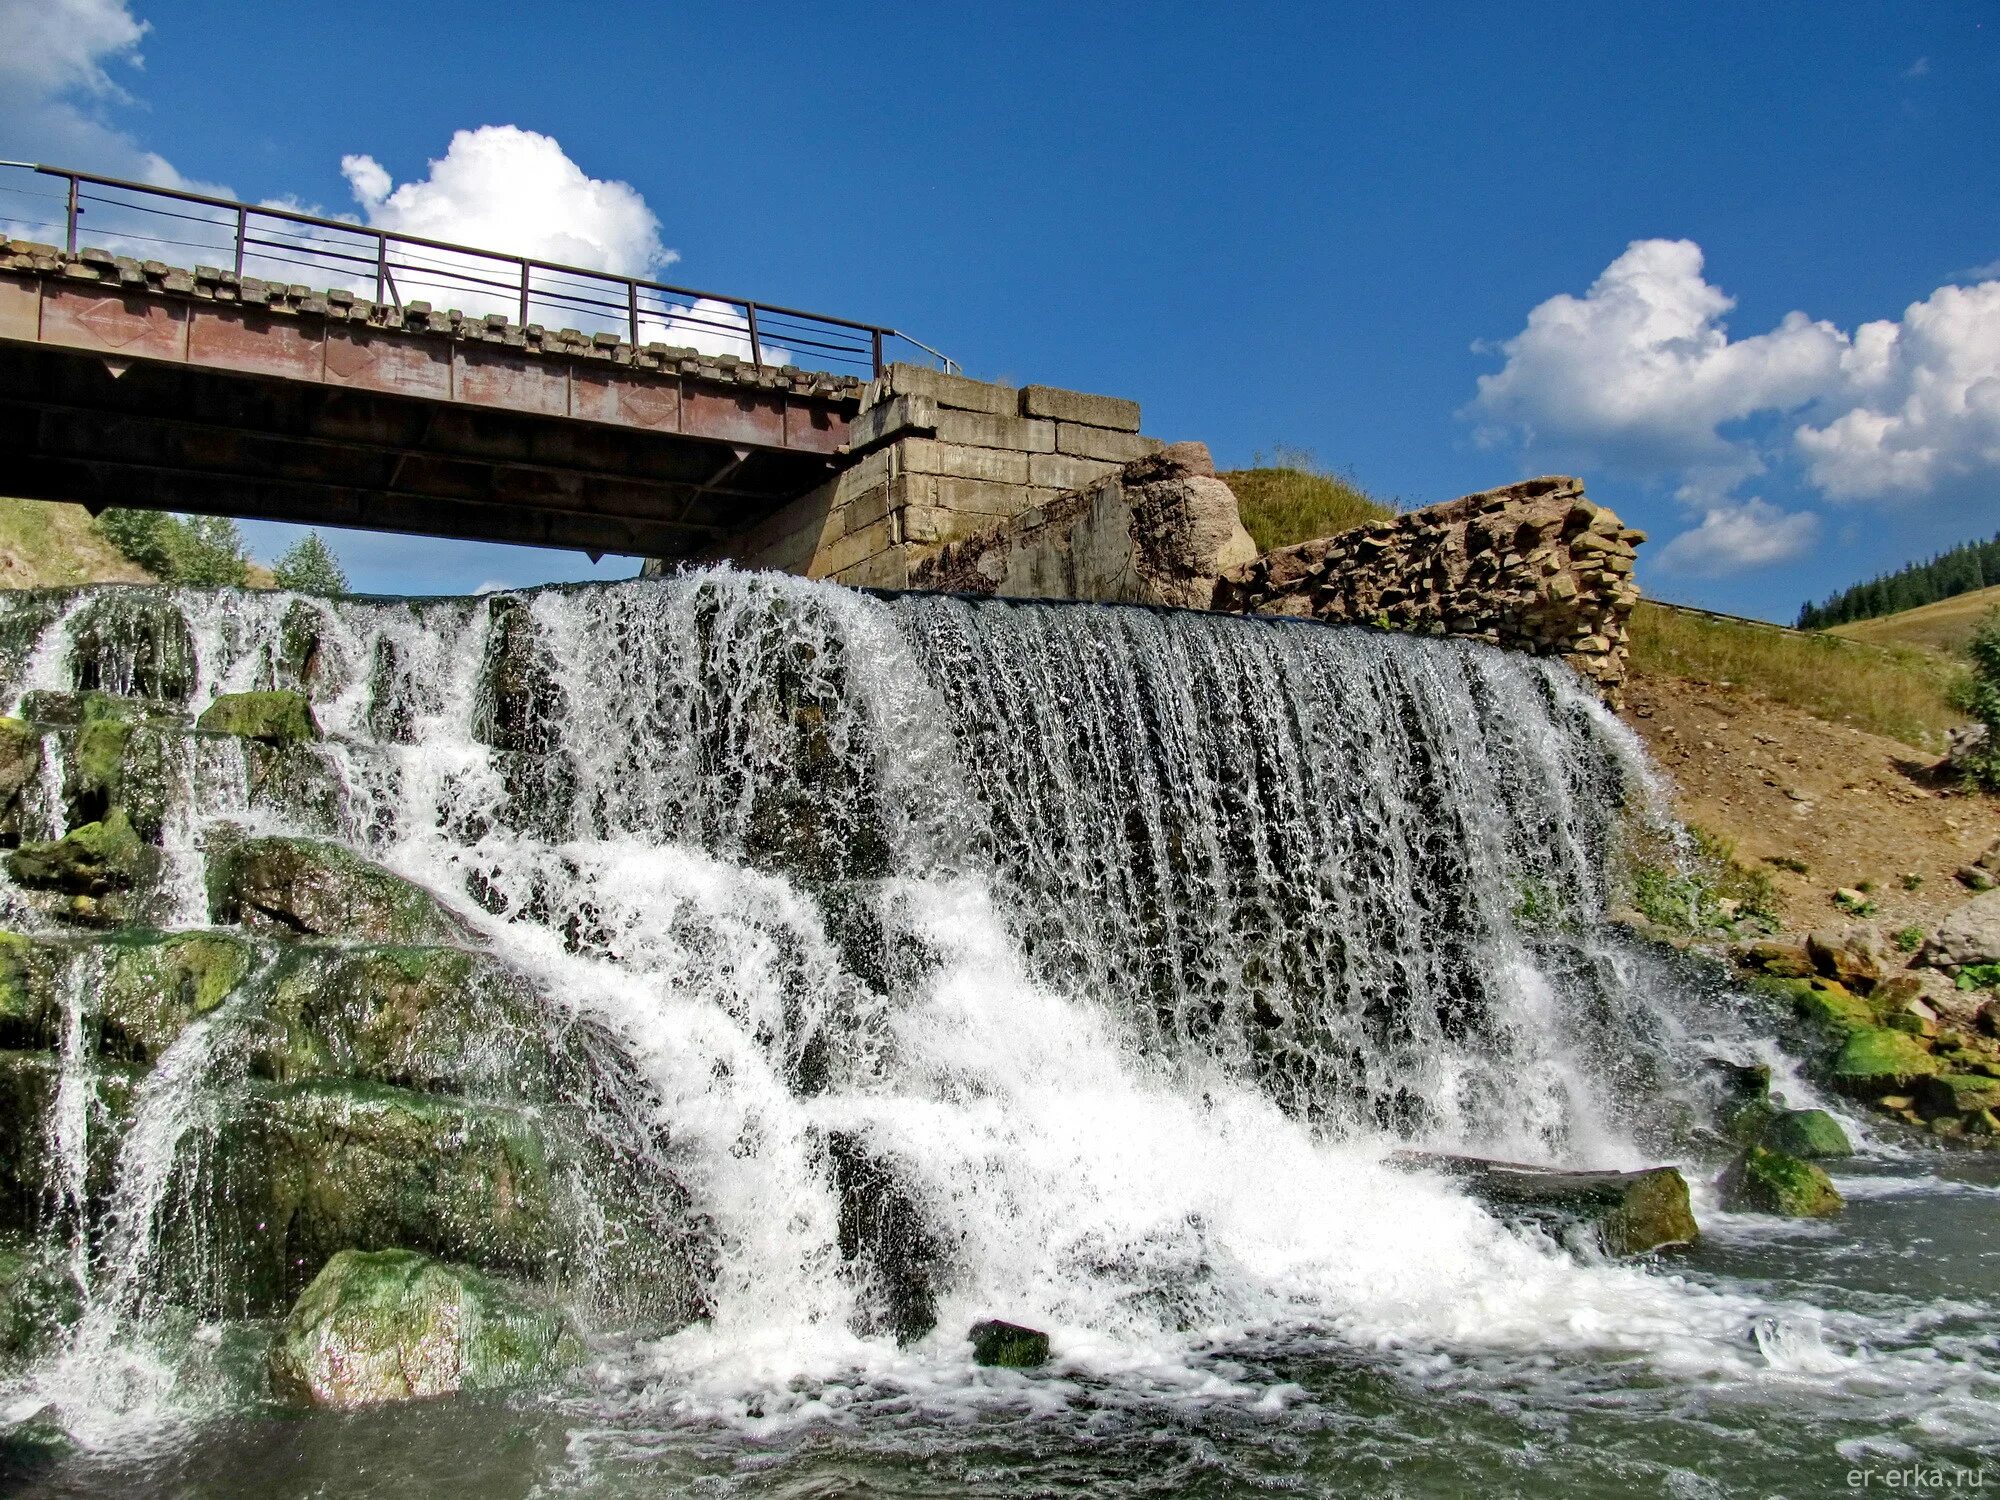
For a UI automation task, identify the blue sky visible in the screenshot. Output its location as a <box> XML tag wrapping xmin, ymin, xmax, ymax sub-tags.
<box><xmin>1</xmin><ymin>1</ymin><xmax>1994</xmax><ymax>618</ymax></box>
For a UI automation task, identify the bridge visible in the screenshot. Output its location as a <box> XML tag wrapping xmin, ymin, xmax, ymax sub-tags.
<box><xmin>0</xmin><ymin>164</ymin><xmax>958</xmax><ymax>561</ymax></box>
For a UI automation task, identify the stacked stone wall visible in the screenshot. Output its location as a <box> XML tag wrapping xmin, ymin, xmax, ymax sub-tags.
<box><xmin>1212</xmin><ymin>476</ymin><xmax>1644</xmax><ymax>702</ymax></box>
<box><xmin>709</xmin><ymin>364</ymin><xmax>1161</xmax><ymax>587</ymax></box>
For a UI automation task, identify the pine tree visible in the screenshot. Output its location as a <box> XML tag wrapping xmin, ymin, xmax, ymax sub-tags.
<box><xmin>273</xmin><ymin>532</ymin><xmax>348</xmax><ymax>596</ymax></box>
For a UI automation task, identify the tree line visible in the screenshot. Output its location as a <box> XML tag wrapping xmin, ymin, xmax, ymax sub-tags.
<box><xmin>1797</xmin><ymin>531</ymin><xmax>2000</xmax><ymax>629</ymax></box>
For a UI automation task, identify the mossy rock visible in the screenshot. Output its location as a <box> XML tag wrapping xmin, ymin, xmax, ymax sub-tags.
<box><xmin>165</xmin><ymin>1079</ymin><xmax>558</xmax><ymax>1315</ymax></box>
<box><xmin>0</xmin><ymin>718</ymin><xmax>41</xmax><ymax>839</ymax></box>
<box><xmin>1916</xmin><ymin>1072</ymin><xmax>2000</xmax><ymax>1122</ymax></box>
<box><xmin>17</xmin><ymin>690</ymin><xmax>161</xmax><ymax>729</ymax></box>
<box><xmin>1758</xmin><ymin>975</ymin><xmax>1881</xmax><ymax>1037</ymax></box>
<box><xmin>250</xmin><ymin>946</ymin><xmax>548</xmax><ymax>1100</ymax></box>
<box><xmin>97</xmin><ymin>931</ymin><xmax>254</xmax><ymax>1066</ymax></box>
<box><xmin>195</xmin><ymin>690</ymin><xmax>318</xmax><ymax>747</ymax></box>
<box><xmin>1596</xmin><ymin>1167</ymin><xmax>1701</xmax><ymax>1256</ymax></box>
<box><xmin>0</xmin><ymin>1238</ymin><xmax>81</xmax><ymax>1366</ymax></box>
<box><xmin>969</xmin><ymin>1318</ymin><xmax>1050</xmax><ymax>1369</ymax></box>
<box><xmin>1393</xmin><ymin>1152</ymin><xmax>1699</xmax><ymax>1257</ymax></box>
<box><xmin>64</xmin><ymin>592</ymin><xmax>196</xmax><ymax>704</ymax></box>
<box><xmin>1830</xmin><ymin>1025</ymin><xmax>1941</xmax><ymax>1096</ymax></box>
<box><xmin>6</xmin><ymin>811</ymin><xmax>154</xmax><ymax>907</ymax></box>
<box><xmin>207</xmin><ymin>837</ymin><xmax>475</xmax><ymax>947</ymax></box>
<box><xmin>0</xmin><ymin>1049</ymin><xmax>136</xmax><ymax>1234</ymax></box>
<box><xmin>1720</xmin><ymin>1145</ymin><xmax>1844</xmax><ymax>1217</ymax></box>
<box><xmin>242</xmin><ymin>742</ymin><xmax>345</xmax><ymax>836</ymax></box>
<box><xmin>0</xmin><ymin>933</ymin><xmax>59</xmax><ymax>1052</ymax></box>
<box><xmin>1759</xmin><ymin>1108</ymin><xmax>1853</xmax><ymax>1159</ymax></box>
<box><xmin>268</xmin><ymin>1248</ymin><xmax>580</xmax><ymax>1409</ymax></box>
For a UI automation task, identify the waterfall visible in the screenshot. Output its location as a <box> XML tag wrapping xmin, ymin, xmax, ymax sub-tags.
<box><xmin>0</xmin><ymin>572</ymin><xmax>1784</xmax><ymax>1437</ymax></box>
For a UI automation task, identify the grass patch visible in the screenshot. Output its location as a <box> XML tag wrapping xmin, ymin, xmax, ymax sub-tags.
<box><xmin>1219</xmin><ymin>448</ymin><xmax>1397</xmax><ymax>552</ymax></box>
<box><xmin>0</xmin><ymin>497</ymin><xmax>157</xmax><ymax>588</ymax></box>
<box><xmin>1627</xmin><ymin>600</ymin><xmax>1966</xmax><ymax>751</ymax></box>
<box><xmin>1627</xmin><ymin>823</ymin><xmax>1780</xmax><ymax>938</ymax></box>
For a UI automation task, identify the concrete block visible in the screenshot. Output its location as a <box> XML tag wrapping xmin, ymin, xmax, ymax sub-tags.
<box><xmin>831</xmin><ymin>444</ymin><xmax>894</xmax><ymax>499</ymax></box>
<box><xmin>935</xmin><ymin>409</ymin><xmax>1056</xmax><ymax>453</ymax></box>
<box><xmin>901</xmin><ymin>505</ymin><xmax>1006</xmax><ymax>546</ymax></box>
<box><xmin>894</xmin><ymin>438</ymin><xmax>1031</xmax><ymax>485</ymax></box>
<box><xmin>1056</xmin><ymin>423</ymin><xmax>1160</xmax><ymax>464</ymax></box>
<box><xmin>1028</xmin><ymin>452</ymin><xmax>1122</xmax><ymax>491</ymax></box>
<box><xmin>845</xmin><ymin>483</ymin><xmax>894</xmax><ymax>535</ymax></box>
<box><xmin>808</xmin><ymin>515</ymin><xmax>896</xmax><ymax>580</ymax></box>
<box><xmin>846</xmin><ymin>394</ymin><xmax>937</xmax><ymax>451</ymax></box>
<box><xmin>933</xmin><ymin>476</ymin><xmax>1035</xmax><ymax>518</ymax></box>
<box><xmin>1020</xmin><ymin>385</ymin><xmax>1141</xmax><ymax>432</ymax></box>
<box><xmin>832</xmin><ymin>545</ymin><xmax>913</xmax><ymax>590</ymax></box>
<box><xmin>864</xmin><ymin>363</ymin><xmax>1017</xmax><ymax>417</ymax></box>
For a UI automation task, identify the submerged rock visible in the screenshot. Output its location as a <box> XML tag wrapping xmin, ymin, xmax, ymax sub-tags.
<box><xmin>1394</xmin><ymin>1152</ymin><xmax>1699</xmax><ymax>1256</ymax></box>
<box><xmin>1720</xmin><ymin>1145</ymin><xmax>1844</xmax><ymax>1217</ymax></box>
<box><xmin>195</xmin><ymin>690</ymin><xmax>318</xmax><ymax>747</ymax></box>
<box><xmin>207</xmin><ymin>837</ymin><xmax>475</xmax><ymax>946</ymax></box>
<box><xmin>0</xmin><ymin>1239</ymin><xmax>81</xmax><ymax>1365</ymax></box>
<box><xmin>827</xmin><ymin>1131</ymin><xmax>943</xmax><ymax>1343</ymax></box>
<box><xmin>1759</xmin><ymin>1108</ymin><xmax>1853</xmax><ymax>1159</ymax></box>
<box><xmin>970</xmin><ymin>1319</ymin><xmax>1051</xmax><ymax>1369</ymax></box>
<box><xmin>267</xmin><ymin>1248</ymin><xmax>580</xmax><ymax>1409</ymax></box>
<box><xmin>0</xmin><ymin>719</ymin><xmax>40</xmax><ymax>843</ymax></box>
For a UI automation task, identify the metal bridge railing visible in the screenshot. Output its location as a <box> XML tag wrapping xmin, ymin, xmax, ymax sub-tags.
<box><xmin>0</xmin><ymin>162</ymin><xmax>958</xmax><ymax>380</ymax></box>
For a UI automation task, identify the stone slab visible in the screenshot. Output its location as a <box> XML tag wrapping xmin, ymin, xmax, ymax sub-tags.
<box><xmin>1028</xmin><ymin>452</ymin><xmax>1122</xmax><ymax>491</ymax></box>
<box><xmin>864</xmin><ymin>363</ymin><xmax>1017</xmax><ymax>417</ymax></box>
<box><xmin>1020</xmin><ymin>385</ymin><xmax>1141</xmax><ymax>432</ymax></box>
<box><xmin>1056</xmin><ymin>423</ymin><xmax>1160</xmax><ymax>464</ymax></box>
<box><xmin>807</xmin><ymin>514</ymin><xmax>894</xmax><ymax>579</ymax></box>
<box><xmin>848</xmin><ymin>394</ymin><xmax>938</xmax><ymax>451</ymax></box>
<box><xmin>932</xmin><ymin>475</ymin><xmax>1035</xmax><ymax>517</ymax></box>
<box><xmin>894</xmin><ymin>438</ymin><xmax>1031</xmax><ymax>485</ymax></box>
<box><xmin>934</xmin><ymin>410</ymin><xmax>1056</xmax><ymax>453</ymax></box>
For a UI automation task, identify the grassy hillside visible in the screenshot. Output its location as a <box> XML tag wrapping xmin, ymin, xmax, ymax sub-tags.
<box><xmin>0</xmin><ymin>497</ymin><xmax>275</xmax><ymax>590</ymax></box>
<box><xmin>0</xmin><ymin>497</ymin><xmax>160</xmax><ymax>588</ymax></box>
<box><xmin>1829</xmin><ymin>582</ymin><xmax>2000</xmax><ymax>657</ymax></box>
<box><xmin>1219</xmin><ymin>453</ymin><xmax>1396</xmax><ymax>552</ymax></box>
<box><xmin>1627</xmin><ymin>600</ymin><xmax>1966</xmax><ymax>751</ymax></box>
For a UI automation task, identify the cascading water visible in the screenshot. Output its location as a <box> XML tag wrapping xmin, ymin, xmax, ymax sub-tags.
<box><xmin>0</xmin><ymin>572</ymin><xmax>1993</xmax><ymax>1495</ymax></box>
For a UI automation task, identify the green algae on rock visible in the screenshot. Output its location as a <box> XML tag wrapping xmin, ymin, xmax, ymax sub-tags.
<box><xmin>267</xmin><ymin>1248</ymin><xmax>581</xmax><ymax>1410</ymax></box>
<box><xmin>1759</xmin><ymin>1108</ymin><xmax>1854</xmax><ymax>1160</ymax></box>
<box><xmin>6</xmin><ymin>812</ymin><xmax>154</xmax><ymax>916</ymax></box>
<box><xmin>970</xmin><ymin>1318</ymin><xmax>1051</xmax><ymax>1369</ymax></box>
<box><xmin>1721</xmin><ymin>1145</ymin><xmax>1844</xmax><ymax>1217</ymax></box>
<box><xmin>1393</xmin><ymin>1153</ymin><xmax>1699</xmax><ymax>1257</ymax></box>
<box><xmin>195</xmin><ymin>690</ymin><xmax>318</xmax><ymax>747</ymax></box>
<box><xmin>207</xmin><ymin>837</ymin><xmax>476</xmax><ymax>946</ymax></box>
<box><xmin>64</xmin><ymin>591</ymin><xmax>197</xmax><ymax>705</ymax></box>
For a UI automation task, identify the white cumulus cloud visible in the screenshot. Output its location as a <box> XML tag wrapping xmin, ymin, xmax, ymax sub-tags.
<box><xmin>0</xmin><ymin>0</ymin><xmax>208</xmax><ymax>189</ymax></box>
<box><xmin>1652</xmin><ymin>498</ymin><xmax>1820</xmax><ymax>576</ymax></box>
<box><xmin>1471</xmin><ymin>237</ymin><xmax>2000</xmax><ymax>571</ymax></box>
<box><xmin>341</xmin><ymin>126</ymin><xmax>674</xmax><ymax>278</ymax></box>
<box><xmin>1793</xmin><ymin>279</ymin><xmax>2000</xmax><ymax>501</ymax></box>
<box><xmin>1470</xmin><ymin>239</ymin><xmax>1847</xmax><ymax>494</ymax></box>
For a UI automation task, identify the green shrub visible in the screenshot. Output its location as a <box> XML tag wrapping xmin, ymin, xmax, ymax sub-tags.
<box><xmin>95</xmin><ymin>509</ymin><xmax>249</xmax><ymax>587</ymax></box>
<box><xmin>1893</xmin><ymin>926</ymin><xmax>1926</xmax><ymax>953</ymax></box>
<box><xmin>1629</xmin><ymin>825</ymin><xmax>1778</xmax><ymax>937</ymax></box>
<box><xmin>1950</xmin><ymin>609</ymin><xmax>2000</xmax><ymax>790</ymax></box>
<box><xmin>1956</xmin><ymin>962</ymin><xmax>2000</xmax><ymax>992</ymax></box>
<box><xmin>274</xmin><ymin>533</ymin><xmax>349</xmax><ymax>596</ymax></box>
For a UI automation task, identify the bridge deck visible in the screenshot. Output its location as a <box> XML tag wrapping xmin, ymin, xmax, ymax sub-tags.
<box><xmin>0</xmin><ymin>246</ymin><xmax>878</xmax><ymax>559</ymax></box>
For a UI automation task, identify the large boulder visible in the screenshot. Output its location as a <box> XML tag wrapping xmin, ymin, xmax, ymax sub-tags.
<box><xmin>267</xmin><ymin>1249</ymin><xmax>579</xmax><ymax>1409</ymax></box>
<box><xmin>1806</xmin><ymin>929</ymin><xmax>1882</xmax><ymax>994</ymax></box>
<box><xmin>1760</xmin><ymin>1108</ymin><xmax>1853</xmax><ymax>1159</ymax></box>
<box><xmin>195</xmin><ymin>690</ymin><xmax>318</xmax><ymax>747</ymax></box>
<box><xmin>1920</xmin><ymin>890</ymin><xmax>2000</xmax><ymax>971</ymax></box>
<box><xmin>1393</xmin><ymin>1152</ymin><xmax>1698</xmax><ymax>1256</ymax></box>
<box><xmin>1829</xmin><ymin>1025</ymin><xmax>1940</xmax><ymax>1095</ymax></box>
<box><xmin>1720</xmin><ymin>1145</ymin><xmax>1844</xmax><ymax>1217</ymax></box>
<box><xmin>207</xmin><ymin>837</ymin><xmax>476</xmax><ymax>947</ymax></box>
<box><xmin>827</xmin><ymin>1131</ymin><xmax>943</xmax><ymax>1344</ymax></box>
